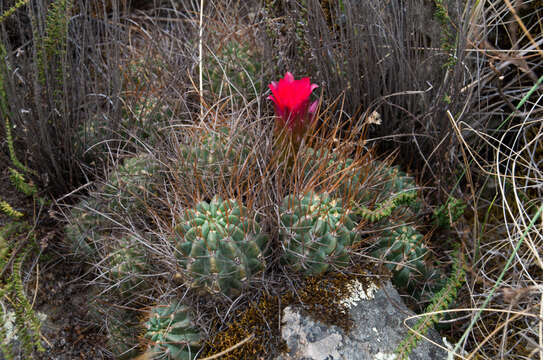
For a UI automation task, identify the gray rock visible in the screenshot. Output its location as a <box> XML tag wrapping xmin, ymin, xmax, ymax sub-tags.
<box><xmin>277</xmin><ymin>280</ymin><xmax>447</xmax><ymax>360</ymax></box>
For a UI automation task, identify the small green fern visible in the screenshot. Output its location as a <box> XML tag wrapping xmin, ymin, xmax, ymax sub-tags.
<box><xmin>395</xmin><ymin>249</ymin><xmax>465</xmax><ymax>359</ymax></box>
<box><xmin>9</xmin><ymin>168</ymin><xmax>37</xmax><ymax>197</ymax></box>
<box><xmin>0</xmin><ymin>223</ymin><xmax>45</xmax><ymax>358</ymax></box>
<box><xmin>36</xmin><ymin>0</ymin><xmax>73</xmax><ymax>87</ymax></box>
<box><xmin>433</xmin><ymin>196</ymin><xmax>466</xmax><ymax>228</ymax></box>
<box><xmin>0</xmin><ymin>0</ymin><xmax>28</xmax><ymax>24</ymax></box>
<box><xmin>0</xmin><ymin>200</ymin><xmax>23</xmax><ymax>219</ymax></box>
<box><xmin>353</xmin><ymin>191</ymin><xmax>418</xmax><ymax>223</ymax></box>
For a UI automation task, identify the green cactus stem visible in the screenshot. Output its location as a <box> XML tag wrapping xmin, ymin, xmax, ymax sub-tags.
<box><xmin>372</xmin><ymin>225</ymin><xmax>428</xmax><ymax>288</ymax></box>
<box><xmin>108</xmin><ymin>236</ymin><xmax>148</xmax><ymax>294</ymax></box>
<box><xmin>173</xmin><ymin>197</ymin><xmax>267</xmax><ymax>296</ymax></box>
<box><xmin>279</xmin><ymin>191</ymin><xmax>360</xmax><ymax>275</ymax></box>
<box><xmin>179</xmin><ymin>127</ymin><xmax>251</xmax><ymax>187</ymax></box>
<box><xmin>143</xmin><ymin>302</ymin><xmax>202</xmax><ymax>360</ymax></box>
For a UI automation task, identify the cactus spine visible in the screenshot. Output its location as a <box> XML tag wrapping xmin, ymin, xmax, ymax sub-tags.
<box><xmin>173</xmin><ymin>197</ymin><xmax>267</xmax><ymax>296</ymax></box>
<box><xmin>143</xmin><ymin>302</ymin><xmax>202</xmax><ymax>360</ymax></box>
<box><xmin>372</xmin><ymin>225</ymin><xmax>427</xmax><ymax>288</ymax></box>
<box><xmin>280</xmin><ymin>192</ymin><xmax>360</xmax><ymax>275</ymax></box>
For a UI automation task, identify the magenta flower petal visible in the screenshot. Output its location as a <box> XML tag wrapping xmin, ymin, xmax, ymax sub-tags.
<box><xmin>267</xmin><ymin>72</ymin><xmax>319</xmax><ymax>137</ymax></box>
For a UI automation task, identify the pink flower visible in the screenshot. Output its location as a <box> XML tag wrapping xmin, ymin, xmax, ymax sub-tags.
<box><xmin>268</xmin><ymin>72</ymin><xmax>319</xmax><ymax>137</ymax></box>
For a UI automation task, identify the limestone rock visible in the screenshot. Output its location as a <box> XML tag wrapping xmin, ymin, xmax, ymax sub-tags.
<box><xmin>277</xmin><ymin>280</ymin><xmax>447</xmax><ymax>360</ymax></box>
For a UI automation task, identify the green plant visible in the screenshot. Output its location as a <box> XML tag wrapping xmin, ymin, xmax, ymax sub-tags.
<box><xmin>205</xmin><ymin>40</ymin><xmax>262</xmax><ymax>99</ymax></box>
<box><xmin>279</xmin><ymin>191</ymin><xmax>360</xmax><ymax>275</ymax></box>
<box><xmin>0</xmin><ymin>0</ymin><xmax>28</xmax><ymax>24</ymax></box>
<box><xmin>108</xmin><ymin>236</ymin><xmax>148</xmax><ymax>294</ymax></box>
<box><xmin>143</xmin><ymin>302</ymin><xmax>202</xmax><ymax>360</ymax></box>
<box><xmin>8</xmin><ymin>168</ymin><xmax>37</xmax><ymax>198</ymax></box>
<box><xmin>372</xmin><ymin>225</ymin><xmax>428</xmax><ymax>288</ymax></box>
<box><xmin>36</xmin><ymin>0</ymin><xmax>73</xmax><ymax>87</ymax></box>
<box><xmin>102</xmin><ymin>154</ymin><xmax>163</xmax><ymax>213</ymax></box>
<box><xmin>178</xmin><ymin>127</ymin><xmax>251</xmax><ymax>188</ymax></box>
<box><xmin>301</xmin><ymin>149</ymin><xmax>419</xmax><ymax>221</ymax></box>
<box><xmin>172</xmin><ymin>196</ymin><xmax>268</xmax><ymax>296</ymax></box>
<box><xmin>105</xmin><ymin>309</ymin><xmax>143</xmax><ymax>359</ymax></box>
<box><xmin>433</xmin><ymin>196</ymin><xmax>466</xmax><ymax>228</ymax></box>
<box><xmin>396</xmin><ymin>249</ymin><xmax>465</xmax><ymax>359</ymax></box>
<box><xmin>0</xmin><ymin>223</ymin><xmax>44</xmax><ymax>359</ymax></box>
<box><xmin>0</xmin><ymin>200</ymin><xmax>23</xmax><ymax>219</ymax></box>
<box><xmin>64</xmin><ymin>199</ymin><xmax>105</xmax><ymax>257</ymax></box>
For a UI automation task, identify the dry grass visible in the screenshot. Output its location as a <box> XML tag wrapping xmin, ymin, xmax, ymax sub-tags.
<box><xmin>2</xmin><ymin>0</ymin><xmax>543</xmax><ymax>359</ymax></box>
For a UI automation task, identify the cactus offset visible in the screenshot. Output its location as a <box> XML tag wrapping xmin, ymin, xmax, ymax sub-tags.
<box><xmin>143</xmin><ymin>302</ymin><xmax>202</xmax><ymax>360</ymax></box>
<box><xmin>103</xmin><ymin>154</ymin><xmax>162</xmax><ymax>213</ymax></box>
<box><xmin>300</xmin><ymin>149</ymin><xmax>419</xmax><ymax>216</ymax></box>
<box><xmin>179</xmin><ymin>128</ymin><xmax>251</xmax><ymax>187</ymax></box>
<box><xmin>279</xmin><ymin>192</ymin><xmax>360</xmax><ymax>275</ymax></box>
<box><xmin>106</xmin><ymin>309</ymin><xmax>142</xmax><ymax>359</ymax></box>
<box><xmin>108</xmin><ymin>236</ymin><xmax>148</xmax><ymax>294</ymax></box>
<box><xmin>64</xmin><ymin>199</ymin><xmax>105</xmax><ymax>257</ymax></box>
<box><xmin>372</xmin><ymin>225</ymin><xmax>427</xmax><ymax>288</ymax></box>
<box><xmin>173</xmin><ymin>197</ymin><xmax>267</xmax><ymax>296</ymax></box>
<box><xmin>205</xmin><ymin>40</ymin><xmax>262</xmax><ymax>99</ymax></box>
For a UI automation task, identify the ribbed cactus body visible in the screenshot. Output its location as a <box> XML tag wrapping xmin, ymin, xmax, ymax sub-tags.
<box><xmin>173</xmin><ymin>197</ymin><xmax>267</xmax><ymax>296</ymax></box>
<box><xmin>280</xmin><ymin>192</ymin><xmax>360</xmax><ymax>275</ymax></box>
<box><xmin>179</xmin><ymin>128</ymin><xmax>250</xmax><ymax>185</ymax></box>
<box><xmin>300</xmin><ymin>148</ymin><xmax>417</xmax><ymax>206</ymax></box>
<box><xmin>205</xmin><ymin>40</ymin><xmax>262</xmax><ymax>98</ymax></box>
<box><xmin>108</xmin><ymin>236</ymin><xmax>147</xmax><ymax>293</ymax></box>
<box><xmin>104</xmin><ymin>154</ymin><xmax>161</xmax><ymax>212</ymax></box>
<box><xmin>144</xmin><ymin>302</ymin><xmax>202</xmax><ymax>360</ymax></box>
<box><xmin>65</xmin><ymin>199</ymin><xmax>104</xmax><ymax>257</ymax></box>
<box><xmin>106</xmin><ymin>310</ymin><xmax>142</xmax><ymax>359</ymax></box>
<box><xmin>372</xmin><ymin>225</ymin><xmax>427</xmax><ymax>288</ymax></box>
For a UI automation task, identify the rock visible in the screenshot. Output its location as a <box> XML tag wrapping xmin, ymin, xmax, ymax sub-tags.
<box><xmin>277</xmin><ymin>280</ymin><xmax>447</xmax><ymax>360</ymax></box>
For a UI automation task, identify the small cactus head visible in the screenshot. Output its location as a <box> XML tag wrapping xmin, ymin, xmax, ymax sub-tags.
<box><xmin>143</xmin><ymin>302</ymin><xmax>202</xmax><ymax>360</ymax></box>
<box><xmin>173</xmin><ymin>196</ymin><xmax>268</xmax><ymax>296</ymax></box>
<box><xmin>65</xmin><ymin>199</ymin><xmax>104</xmax><ymax>257</ymax></box>
<box><xmin>279</xmin><ymin>192</ymin><xmax>359</xmax><ymax>275</ymax></box>
<box><xmin>179</xmin><ymin>127</ymin><xmax>251</xmax><ymax>190</ymax></box>
<box><xmin>372</xmin><ymin>225</ymin><xmax>428</xmax><ymax>288</ymax></box>
<box><xmin>108</xmin><ymin>236</ymin><xmax>148</xmax><ymax>294</ymax></box>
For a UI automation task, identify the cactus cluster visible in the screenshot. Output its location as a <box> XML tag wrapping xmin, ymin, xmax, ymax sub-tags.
<box><xmin>279</xmin><ymin>192</ymin><xmax>360</xmax><ymax>275</ymax></box>
<box><xmin>65</xmin><ymin>124</ymin><xmax>430</xmax><ymax>358</ymax></box>
<box><xmin>372</xmin><ymin>225</ymin><xmax>427</xmax><ymax>288</ymax></box>
<box><xmin>143</xmin><ymin>302</ymin><xmax>202</xmax><ymax>360</ymax></box>
<box><xmin>172</xmin><ymin>196</ymin><xmax>268</xmax><ymax>296</ymax></box>
<box><xmin>64</xmin><ymin>199</ymin><xmax>105</xmax><ymax>257</ymax></box>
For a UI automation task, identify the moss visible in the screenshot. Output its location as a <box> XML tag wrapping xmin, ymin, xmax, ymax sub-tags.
<box><xmin>203</xmin><ymin>264</ymin><xmax>373</xmax><ymax>358</ymax></box>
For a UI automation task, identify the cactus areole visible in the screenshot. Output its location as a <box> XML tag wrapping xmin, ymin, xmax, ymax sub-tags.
<box><xmin>280</xmin><ymin>192</ymin><xmax>360</xmax><ymax>275</ymax></box>
<box><xmin>144</xmin><ymin>302</ymin><xmax>202</xmax><ymax>359</ymax></box>
<box><xmin>173</xmin><ymin>197</ymin><xmax>267</xmax><ymax>296</ymax></box>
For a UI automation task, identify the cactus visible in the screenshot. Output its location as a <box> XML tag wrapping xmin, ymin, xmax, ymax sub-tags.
<box><xmin>106</xmin><ymin>309</ymin><xmax>142</xmax><ymax>359</ymax></box>
<box><xmin>173</xmin><ymin>197</ymin><xmax>268</xmax><ymax>296</ymax></box>
<box><xmin>179</xmin><ymin>127</ymin><xmax>251</xmax><ymax>187</ymax></box>
<box><xmin>300</xmin><ymin>148</ymin><xmax>418</xmax><ymax>206</ymax></box>
<box><xmin>108</xmin><ymin>236</ymin><xmax>148</xmax><ymax>294</ymax></box>
<box><xmin>143</xmin><ymin>302</ymin><xmax>202</xmax><ymax>360</ymax></box>
<box><xmin>103</xmin><ymin>154</ymin><xmax>162</xmax><ymax>213</ymax></box>
<box><xmin>279</xmin><ymin>191</ymin><xmax>360</xmax><ymax>275</ymax></box>
<box><xmin>372</xmin><ymin>225</ymin><xmax>427</xmax><ymax>288</ymax></box>
<box><xmin>64</xmin><ymin>199</ymin><xmax>105</xmax><ymax>257</ymax></box>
